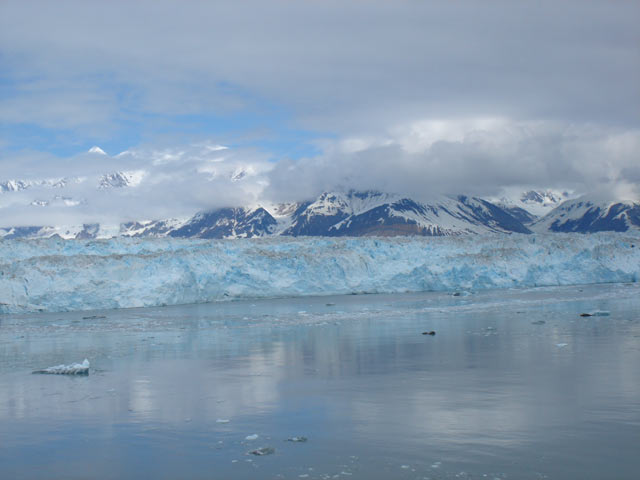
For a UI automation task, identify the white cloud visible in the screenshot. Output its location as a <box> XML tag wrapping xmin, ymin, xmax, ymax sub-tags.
<box><xmin>265</xmin><ymin>119</ymin><xmax>640</xmax><ymax>202</ymax></box>
<box><xmin>1</xmin><ymin>116</ymin><xmax>639</xmax><ymax>228</ymax></box>
<box><xmin>0</xmin><ymin>0</ymin><xmax>638</xmax><ymax>227</ymax></box>
<box><xmin>0</xmin><ymin>142</ymin><xmax>274</xmax><ymax>227</ymax></box>
<box><xmin>1</xmin><ymin>0</ymin><xmax>638</xmax><ymax>135</ymax></box>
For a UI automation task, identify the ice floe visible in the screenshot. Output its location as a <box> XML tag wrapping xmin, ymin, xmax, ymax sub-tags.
<box><xmin>249</xmin><ymin>446</ymin><xmax>275</xmax><ymax>456</ymax></box>
<box><xmin>32</xmin><ymin>359</ymin><xmax>90</xmax><ymax>375</ymax></box>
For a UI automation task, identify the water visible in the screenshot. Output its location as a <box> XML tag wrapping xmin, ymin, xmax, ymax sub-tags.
<box><xmin>1</xmin><ymin>283</ymin><xmax>639</xmax><ymax>479</ymax></box>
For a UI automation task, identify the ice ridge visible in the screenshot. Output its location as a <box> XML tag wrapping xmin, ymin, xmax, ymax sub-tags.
<box><xmin>1</xmin><ymin>233</ymin><xmax>639</xmax><ymax>314</ymax></box>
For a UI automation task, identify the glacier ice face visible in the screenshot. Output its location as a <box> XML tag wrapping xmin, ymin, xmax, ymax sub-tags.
<box><xmin>1</xmin><ymin>233</ymin><xmax>639</xmax><ymax>314</ymax></box>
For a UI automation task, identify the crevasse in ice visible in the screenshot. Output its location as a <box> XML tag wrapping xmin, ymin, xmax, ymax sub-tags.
<box><xmin>1</xmin><ymin>233</ymin><xmax>639</xmax><ymax>314</ymax></box>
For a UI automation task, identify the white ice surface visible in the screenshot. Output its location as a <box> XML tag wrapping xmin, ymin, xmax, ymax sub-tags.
<box><xmin>33</xmin><ymin>359</ymin><xmax>90</xmax><ymax>375</ymax></box>
<box><xmin>1</xmin><ymin>233</ymin><xmax>639</xmax><ymax>314</ymax></box>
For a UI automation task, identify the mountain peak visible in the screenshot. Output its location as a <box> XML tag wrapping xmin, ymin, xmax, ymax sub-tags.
<box><xmin>531</xmin><ymin>194</ymin><xmax>640</xmax><ymax>233</ymax></box>
<box><xmin>88</xmin><ymin>146</ymin><xmax>107</xmax><ymax>155</ymax></box>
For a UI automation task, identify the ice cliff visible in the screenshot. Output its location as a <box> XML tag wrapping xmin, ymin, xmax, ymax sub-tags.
<box><xmin>1</xmin><ymin>234</ymin><xmax>639</xmax><ymax>314</ymax></box>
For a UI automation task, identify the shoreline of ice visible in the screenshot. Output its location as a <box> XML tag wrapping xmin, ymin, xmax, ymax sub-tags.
<box><xmin>1</xmin><ymin>233</ymin><xmax>639</xmax><ymax>314</ymax></box>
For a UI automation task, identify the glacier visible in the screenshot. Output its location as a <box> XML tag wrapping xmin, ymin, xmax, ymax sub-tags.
<box><xmin>1</xmin><ymin>233</ymin><xmax>639</xmax><ymax>314</ymax></box>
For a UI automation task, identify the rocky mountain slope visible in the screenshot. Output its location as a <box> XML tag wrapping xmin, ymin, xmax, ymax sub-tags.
<box><xmin>531</xmin><ymin>196</ymin><xmax>640</xmax><ymax>233</ymax></box>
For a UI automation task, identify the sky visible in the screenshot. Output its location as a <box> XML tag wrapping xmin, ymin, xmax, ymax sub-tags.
<box><xmin>1</xmin><ymin>0</ymin><xmax>639</xmax><ymax>225</ymax></box>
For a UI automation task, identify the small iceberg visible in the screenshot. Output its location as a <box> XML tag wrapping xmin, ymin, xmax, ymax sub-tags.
<box><xmin>249</xmin><ymin>446</ymin><xmax>275</xmax><ymax>456</ymax></box>
<box><xmin>580</xmin><ymin>311</ymin><xmax>610</xmax><ymax>317</ymax></box>
<box><xmin>245</xmin><ymin>434</ymin><xmax>259</xmax><ymax>441</ymax></box>
<box><xmin>286</xmin><ymin>436</ymin><xmax>308</xmax><ymax>443</ymax></box>
<box><xmin>33</xmin><ymin>359</ymin><xmax>90</xmax><ymax>375</ymax></box>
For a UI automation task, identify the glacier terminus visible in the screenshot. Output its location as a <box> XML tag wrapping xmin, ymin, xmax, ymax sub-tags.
<box><xmin>1</xmin><ymin>233</ymin><xmax>638</xmax><ymax>314</ymax></box>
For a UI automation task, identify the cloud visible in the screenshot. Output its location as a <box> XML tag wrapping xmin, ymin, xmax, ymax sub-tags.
<box><xmin>0</xmin><ymin>0</ymin><xmax>638</xmax><ymax>227</ymax></box>
<box><xmin>3</xmin><ymin>116</ymin><xmax>638</xmax><ymax>229</ymax></box>
<box><xmin>265</xmin><ymin>118</ymin><xmax>640</xmax><ymax>202</ymax></box>
<box><xmin>1</xmin><ymin>0</ymin><xmax>638</xmax><ymax>138</ymax></box>
<box><xmin>0</xmin><ymin>142</ymin><xmax>274</xmax><ymax>227</ymax></box>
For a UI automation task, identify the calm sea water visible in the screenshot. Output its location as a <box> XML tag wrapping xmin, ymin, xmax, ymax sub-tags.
<box><xmin>1</xmin><ymin>283</ymin><xmax>639</xmax><ymax>479</ymax></box>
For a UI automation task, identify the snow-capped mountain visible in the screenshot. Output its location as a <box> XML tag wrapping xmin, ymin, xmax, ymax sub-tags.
<box><xmin>531</xmin><ymin>196</ymin><xmax>640</xmax><ymax>233</ymax></box>
<box><xmin>119</xmin><ymin>218</ymin><xmax>187</xmax><ymax>238</ymax></box>
<box><xmin>134</xmin><ymin>190</ymin><xmax>530</xmax><ymax>239</ymax></box>
<box><xmin>281</xmin><ymin>191</ymin><xmax>530</xmax><ymax>236</ymax></box>
<box><xmin>3</xmin><ymin>187</ymin><xmax>638</xmax><ymax>240</ymax></box>
<box><xmin>30</xmin><ymin>196</ymin><xmax>84</xmax><ymax>208</ymax></box>
<box><xmin>169</xmin><ymin>207</ymin><xmax>277</xmax><ymax>239</ymax></box>
<box><xmin>0</xmin><ymin>177</ymin><xmax>70</xmax><ymax>193</ymax></box>
<box><xmin>0</xmin><ymin>190</ymin><xmax>533</xmax><ymax>239</ymax></box>
<box><xmin>88</xmin><ymin>146</ymin><xmax>107</xmax><ymax>155</ymax></box>
<box><xmin>0</xmin><ymin>223</ymin><xmax>121</xmax><ymax>240</ymax></box>
<box><xmin>98</xmin><ymin>170</ymin><xmax>146</xmax><ymax>189</ymax></box>
<box><xmin>492</xmin><ymin>189</ymin><xmax>573</xmax><ymax>221</ymax></box>
<box><xmin>120</xmin><ymin>208</ymin><xmax>279</xmax><ymax>240</ymax></box>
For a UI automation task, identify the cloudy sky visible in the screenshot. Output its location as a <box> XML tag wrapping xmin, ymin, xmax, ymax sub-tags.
<box><xmin>1</xmin><ymin>0</ymin><xmax>639</xmax><ymax>225</ymax></box>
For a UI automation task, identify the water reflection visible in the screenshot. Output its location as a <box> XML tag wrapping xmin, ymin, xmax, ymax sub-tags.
<box><xmin>1</xmin><ymin>284</ymin><xmax>639</xmax><ymax>479</ymax></box>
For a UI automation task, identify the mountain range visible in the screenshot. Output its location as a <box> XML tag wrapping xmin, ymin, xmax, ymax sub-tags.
<box><xmin>2</xmin><ymin>175</ymin><xmax>639</xmax><ymax>239</ymax></box>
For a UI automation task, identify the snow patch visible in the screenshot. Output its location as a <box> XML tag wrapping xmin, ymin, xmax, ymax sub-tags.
<box><xmin>88</xmin><ymin>146</ymin><xmax>107</xmax><ymax>155</ymax></box>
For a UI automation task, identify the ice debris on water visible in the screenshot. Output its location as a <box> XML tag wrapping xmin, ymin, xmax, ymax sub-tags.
<box><xmin>581</xmin><ymin>311</ymin><xmax>610</xmax><ymax>317</ymax></box>
<box><xmin>2</xmin><ymin>233</ymin><xmax>640</xmax><ymax>314</ymax></box>
<box><xmin>556</xmin><ymin>343</ymin><xmax>569</xmax><ymax>348</ymax></box>
<box><xmin>33</xmin><ymin>359</ymin><xmax>90</xmax><ymax>375</ymax></box>
<box><xmin>245</xmin><ymin>434</ymin><xmax>259</xmax><ymax>440</ymax></box>
<box><xmin>249</xmin><ymin>447</ymin><xmax>275</xmax><ymax>456</ymax></box>
<box><xmin>286</xmin><ymin>436</ymin><xmax>308</xmax><ymax>442</ymax></box>
<box><xmin>216</xmin><ymin>418</ymin><xmax>230</xmax><ymax>423</ymax></box>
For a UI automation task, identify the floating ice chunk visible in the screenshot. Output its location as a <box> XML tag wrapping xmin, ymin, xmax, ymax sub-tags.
<box><xmin>216</xmin><ymin>418</ymin><xmax>230</xmax><ymax>423</ymax></box>
<box><xmin>287</xmin><ymin>436</ymin><xmax>308</xmax><ymax>442</ymax></box>
<box><xmin>580</xmin><ymin>310</ymin><xmax>610</xmax><ymax>317</ymax></box>
<box><xmin>33</xmin><ymin>359</ymin><xmax>89</xmax><ymax>375</ymax></box>
<box><xmin>452</xmin><ymin>291</ymin><xmax>471</xmax><ymax>297</ymax></box>
<box><xmin>249</xmin><ymin>446</ymin><xmax>275</xmax><ymax>456</ymax></box>
<box><xmin>245</xmin><ymin>434</ymin><xmax>259</xmax><ymax>440</ymax></box>
<box><xmin>556</xmin><ymin>343</ymin><xmax>569</xmax><ymax>348</ymax></box>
